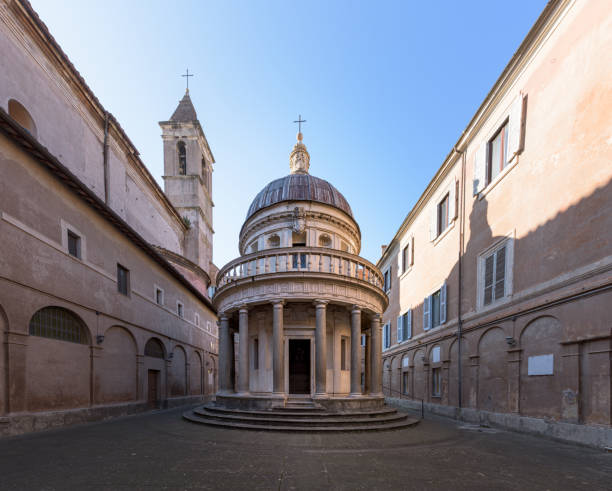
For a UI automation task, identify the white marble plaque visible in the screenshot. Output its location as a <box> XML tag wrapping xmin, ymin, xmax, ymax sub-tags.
<box><xmin>528</xmin><ymin>354</ymin><xmax>554</xmax><ymax>376</ymax></box>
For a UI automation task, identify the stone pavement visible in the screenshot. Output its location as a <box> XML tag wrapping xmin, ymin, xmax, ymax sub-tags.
<box><xmin>0</xmin><ymin>406</ymin><xmax>611</xmax><ymax>490</ymax></box>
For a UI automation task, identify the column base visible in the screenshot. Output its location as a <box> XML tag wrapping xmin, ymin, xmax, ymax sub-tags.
<box><xmin>313</xmin><ymin>392</ymin><xmax>329</xmax><ymax>399</ymax></box>
<box><xmin>349</xmin><ymin>392</ymin><xmax>363</xmax><ymax>398</ymax></box>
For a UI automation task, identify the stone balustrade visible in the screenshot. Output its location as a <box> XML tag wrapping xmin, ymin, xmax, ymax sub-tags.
<box><xmin>216</xmin><ymin>247</ymin><xmax>384</xmax><ymax>291</ymax></box>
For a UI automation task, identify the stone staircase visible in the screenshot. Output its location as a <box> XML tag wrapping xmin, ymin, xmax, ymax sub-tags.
<box><xmin>183</xmin><ymin>402</ymin><xmax>419</xmax><ymax>432</ymax></box>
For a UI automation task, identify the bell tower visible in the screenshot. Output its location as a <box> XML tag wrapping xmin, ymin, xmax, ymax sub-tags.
<box><xmin>159</xmin><ymin>89</ymin><xmax>215</xmax><ymax>277</ymax></box>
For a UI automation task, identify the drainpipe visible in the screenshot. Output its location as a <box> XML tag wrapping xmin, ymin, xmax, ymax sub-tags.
<box><xmin>454</xmin><ymin>145</ymin><xmax>466</xmax><ymax>409</ymax></box>
<box><xmin>103</xmin><ymin>112</ymin><xmax>110</xmax><ymax>204</ymax></box>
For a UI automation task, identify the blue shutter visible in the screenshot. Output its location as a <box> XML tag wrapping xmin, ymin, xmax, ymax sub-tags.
<box><xmin>406</xmin><ymin>309</ymin><xmax>412</xmax><ymax>339</ymax></box>
<box><xmin>440</xmin><ymin>282</ymin><xmax>447</xmax><ymax>324</ymax></box>
<box><xmin>423</xmin><ymin>296</ymin><xmax>431</xmax><ymax>331</ymax></box>
<box><xmin>397</xmin><ymin>315</ymin><xmax>403</xmax><ymax>343</ymax></box>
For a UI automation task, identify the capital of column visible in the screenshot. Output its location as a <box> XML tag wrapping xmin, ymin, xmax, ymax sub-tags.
<box><xmin>314</xmin><ymin>299</ymin><xmax>329</xmax><ymax>309</ymax></box>
<box><xmin>271</xmin><ymin>299</ymin><xmax>285</xmax><ymax>308</ymax></box>
<box><xmin>351</xmin><ymin>305</ymin><xmax>362</xmax><ymax>315</ymax></box>
<box><xmin>238</xmin><ymin>305</ymin><xmax>249</xmax><ymax>315</ymax></box>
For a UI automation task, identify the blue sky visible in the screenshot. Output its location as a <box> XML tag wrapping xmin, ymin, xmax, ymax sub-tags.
<box><xmin>31</xmin><ymin>0</ymin><xmax>546</xmax><ymax>267</ymax></box>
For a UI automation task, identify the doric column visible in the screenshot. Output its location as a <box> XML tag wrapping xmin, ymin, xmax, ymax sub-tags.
<box><xmin>314</xmin><ymin>300</ymin><xmax>328</xmax><ymax>397</ymax></box>
<box><xmin>272</xmin><ymin>300</ymin><xmax>285</xmax><ymax>394</ymax></box>
<box><xmin>364</xmin><ymin>331</ymin><xmax>371</xmax><ymax>394</ymax></box>
<box><xmin>218</xmin><ymin>314</ymin><xmax>233</xmax><ymax>394</ymax></box>
<box><xmin>350</xmin><ymin>306</ymin><xmax>362</xmax><ymax>396</ymax></box>
<box><xmin>370</xmin><ymin>314</ymin><xmax>383</xmax><ymax>396</ymax></box>
<box><xmin>238</xmin><ymin>306</ymin><xmax>249</xmax><ymax>394</ymax></box>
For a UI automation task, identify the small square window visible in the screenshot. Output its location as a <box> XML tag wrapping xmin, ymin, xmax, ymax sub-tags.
<box><xmin>437</xmin><ymin>194</ymin><xmax>449</xmax><ymax>237</ymax></box>
<box><xmin>117</xmin><ymin>264</ymin><xmax>129</xmax><ymax>296</ymax></box>
<box><xmin>177</xmin><ymin>302</ymin><xmax>184</xmax><ymax>318</ymax></box>
<box><xmin>67</xmin><ymin>230</ymin><xmax>81</xmax><ymax>259</ymax></box>
<box><xmin>155</xmin><ymin>287</ymin><xmax>164</xmax><ymax>306</ymax></box>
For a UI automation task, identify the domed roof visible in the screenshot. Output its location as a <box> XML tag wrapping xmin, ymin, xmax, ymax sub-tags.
<box><xmin>246</xmin><ymin>173</ymin><xmax>353</xmax><ymax>220</ymax></box>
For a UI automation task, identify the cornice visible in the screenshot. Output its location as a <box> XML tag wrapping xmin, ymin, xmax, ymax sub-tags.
<box><xmin>377</xmin><ymin>0</ymin><xmax>570</xmax><ymax>268</ymax></box>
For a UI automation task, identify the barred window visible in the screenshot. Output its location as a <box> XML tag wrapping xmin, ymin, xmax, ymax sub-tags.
<box><xmin>145</xmin><ymin>338</ymin><xmax>165</xmax><ymax>359</ymax></box>
<box><xmin>29</xmin><ymin>307</ymin><xmax>89</xmax><ymax>344</ymax></box>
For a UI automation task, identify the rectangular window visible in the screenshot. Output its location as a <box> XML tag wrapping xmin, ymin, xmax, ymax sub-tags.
<box><xmin>117</xmin><ymin>264</ymin><xmax>129</xmax><ymax>296</ymax></box>
<box><xmin>383</xmin><ymin>323</ymin><xmax>391</xmax><ymax>350</ymax></box>
<box><xmin>195</xmin><ymin>313</ymin><xmax>200</xmax><ymax>327</ymax></box>
<box><xmin>253</xmin><ymin>338</ymin><xmax>259</xmax><ymax>370</ymax></box>
<box><xmin>402</xmin><ymin>310</ymin><xmax>411</xmax><ymax>339</ymax></box>
<box><xmin>437</xmin><ymin>194</ymin><xmax>449</xmax><ymax>237</ymax></box>
<box><xmin>155</xmin><ymin>287</ymin><xmax>164</xmax><ymax>306</ymax></box>
<box><xmin>402</xmin><ymin>245</ymin><xmax>409</xmax><ymax>273</ymax></box>
<box><xmin>487</xmin><ymin>120</ymin><xmax>509</xmax><ymax>184</ymax></box>
<box><xmin>67</xmin><ymin>230</ymin><xmax>81</xmax><ymax>259</ymax></box>
<box><xmin>410</xmin><ymin>236</ymin><xmax>415</xmax><ymax>266</ymax></box>
<box><xmin>432</xmin><ymin>368</ymin><xmax>441</xmax><ymax>397</ymax></box>
<box><xmin>177</xmin><ymin>302</ymin><xmax>184</xmax><ymax>318</ymax></box>
<box><xmin>384</xmin><ymin>268</ymin><xmax>391</xmax><ymax>292</ymax></box>
<box><xmin>431</xmin><ymin>290</ymin><xmax>441</xmax><ymax>328</ymax></box>
<box><xmin>361</xmin><ymin>333</ymin><xmax>366</xmax><ymax>346</ymax></box>
<box><xmin>483</xmin><ymin>244</ymin><xmax>507</xmax><ymax>306</ymax></box>
<box><xmin>341</xmin><ymin>336</ymin><xmax>348</xmax><ymax>370</ymax></box>
<box><xmin>403</xmin><ymin>372</ymin><xmax>410</xmax><ymax>395</ymax></box>
<box><xmin>424</xmin><ymin>284</ymin><xmax>446</xmax><ymax>330</ymax></box>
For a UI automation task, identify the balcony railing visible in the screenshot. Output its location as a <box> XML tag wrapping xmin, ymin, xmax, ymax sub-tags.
<box><xmin>217</xmin><ymin>247</ymin><xmax>384</xmax><ymax>291</ymax></box>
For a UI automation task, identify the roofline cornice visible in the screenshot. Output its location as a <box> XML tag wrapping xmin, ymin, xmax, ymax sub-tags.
<box><xmin>11</xmin><ymin>0</ymin><xmax>189</xmax><ymax>231</ymax></box>
<box><xmin>0</xmin><ymin>107</ymin><xmax>216</xmax><ymax>314</ymax></box>
<box><xmin>377</xmin><ymin>0</ymin><xmax>569</xmax><ymax>268</ymax></box>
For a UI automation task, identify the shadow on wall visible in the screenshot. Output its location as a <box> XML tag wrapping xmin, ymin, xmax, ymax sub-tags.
<box><xmin>384</xmin><ymin>175</ymin><xmax>612</xmax><ymax>425</ymax></box>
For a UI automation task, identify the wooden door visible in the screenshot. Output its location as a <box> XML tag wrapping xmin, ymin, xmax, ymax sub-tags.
<box><xmin>148</xmin><ymin>370</ymin><xmax>159</xmax><ymax>408</ymax></box>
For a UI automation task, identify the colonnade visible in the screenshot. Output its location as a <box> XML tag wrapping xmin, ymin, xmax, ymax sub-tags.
<box><xmin>217</xmin><ymin>300</ymin><xmax>383</xmax><ymax>398</ymax></box>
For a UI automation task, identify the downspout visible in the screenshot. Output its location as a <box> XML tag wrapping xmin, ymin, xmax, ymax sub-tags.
<box><xmin>454</xmin><ymin>145</ymin><xmax>466</xmax><ymax>409</ymax></box>
<box><xmin>103</xmin><ymin>112</ymin><xmax>110</xmax><ymax>204</ymax></box>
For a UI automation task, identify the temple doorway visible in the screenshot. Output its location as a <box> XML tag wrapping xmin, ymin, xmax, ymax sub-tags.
<box><xmin>289</xmin><ymin>339</ymin><xmax>311</xmax><ymax>394</ymax></box>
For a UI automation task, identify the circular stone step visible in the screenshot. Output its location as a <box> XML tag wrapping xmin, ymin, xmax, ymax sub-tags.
<box><xmin>183</xmin><ymin>405</ymin><xmax>420</xmax><ymax>432</ymax></box>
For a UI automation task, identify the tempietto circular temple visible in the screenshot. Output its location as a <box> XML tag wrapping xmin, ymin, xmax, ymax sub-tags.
<box><xmin>186</xmin><ymin>131</ymin><xmax>415</xmax><ymax>430</ymax></box>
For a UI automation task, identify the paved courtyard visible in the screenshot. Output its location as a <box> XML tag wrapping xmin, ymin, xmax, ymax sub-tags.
<box><xmin>0</xmin><ymin>407</ymin><xmax>611</xmax><ymax>490</ymax></box>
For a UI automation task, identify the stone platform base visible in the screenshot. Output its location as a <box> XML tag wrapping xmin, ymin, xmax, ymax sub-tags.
<box><xmin>215</xmin><ymin>393</ymin><xmax>386</xmax><ymax>411</ymax></box>
<box><xmin>184</xmin><ymin>395</ymin><xmax>418</xmax><ymax>432</ymax></box>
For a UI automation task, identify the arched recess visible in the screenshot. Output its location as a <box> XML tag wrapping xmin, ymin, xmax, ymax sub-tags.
<box><xmin>177</xmin><ymin>141</ymin><xmax>186</xmax><ymax>175</ymax></box>
<box><xmin>208</xmin><ymin>356</ymin><xmax>217</xmax><ymax>395</ymax></box>
<box><xmin>144</xmin><ymin>337</ymin><xmax>167</xmax><ymax>407</ymax></box>
<box><xmin>413</xmin><ymin>349</ymin><xmax>426</xmax><ymax>401</ymax></box>
<box><xmin>97</xmin><ymin>326</ymin><xmax>137</xmax><ymax>404</ymax></box>
<box><xmin>170</xmin><ymin>345</ymin><xmax>187</xmax><ymax>397</ymax></box>
<box><xmin>477</xmin><ymin>327</ymin><xmax>508</xmax><ymax>413</ymax></box>
<box><xmin>401</xmin><ymin>354</ymin><xmax>410</xmax><ymax>396</ymax></box>
<box><xmin>26</xmin><ymin>306</ymin><xmax>90</xmax><ymax>411</ymax></box>
<box><xmin>189</xmin><ymin>351</ymin><xmax>203</xmax><ymax>396</ymax></box>
<box><xmin>383</xmin><ymin>358</ymin><xmax>392</xmax><ymax>395</ymax></box>
<box><xmin>449</xmin><ymin>337</ymin><xmax>470</xmax><ymax>408</ymax></box>
<box><xmin>519</xmin><ymin>316</ymin><xmax>562</xmax><ymax>419</ymax></box>
<box><xmin>391</xmin><ymin>355</ymin><xmax>401</xmax><ymax>396</ymax></box>
<box><xmin>8</xmin><ymin>99</ymin><xmax>37</xmax><ymax>137</ymax></box>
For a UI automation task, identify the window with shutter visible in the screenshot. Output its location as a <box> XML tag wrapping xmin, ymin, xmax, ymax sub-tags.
<box><xmin>437</xmin><ymin>194</ymin><xmax>449</xmax><ymax>236</ymax></box>
<box><xmin>410</xmin><ymin>236</ymin><xmax>415</xmax><ymax>266</ymax></box>
<box><xmin>488</xmin><ymin>120</ymin><xmax>509</xmax><ymax>184</ymax></box>
<box><xmin>483</xmin><ymin>243</ymin><xmax>508</xmax><ymax>306</ymax></box>
<box><xmin>402</xmin><ymin>245</ymin><xmax>409</xmax><ymax>273</ymax></box>
<box><xmin>403</xmin><ymin>309</ymin><xmax>412</xmax><ymax>339</ymax></box>
<box><xmin>423</xmin><ymin>296</ymin><xmax>431</xmax><ymax>331</ymax></box>
<box><xmin>440</xmin><ymin>282</ymin><xmax>447</xmax><ymax>324</ymax></box>
<box><xmin>397</xmin><ymin>315</ymin><xmax>403</xmax><ymax>343</ymax></box>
